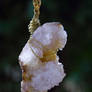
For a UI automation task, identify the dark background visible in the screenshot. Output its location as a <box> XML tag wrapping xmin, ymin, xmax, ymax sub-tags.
<box><xmin>0</xmin><ymin>0</ymin><xmax>92</xmax><ymax>92</ymax></box>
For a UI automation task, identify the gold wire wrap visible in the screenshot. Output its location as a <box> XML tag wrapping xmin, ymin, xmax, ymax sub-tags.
<box><xmin>28</xmin><ymin>0</ymin><xmax>41</xmax><ymax>35</ymax></box>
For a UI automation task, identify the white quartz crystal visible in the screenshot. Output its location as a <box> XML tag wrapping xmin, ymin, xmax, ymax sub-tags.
<box><xmin>30</xmin><ymin>22</ymin><xmax>67</xmax><ymax>57</ymax></box>
<box><xmin>31</xmin><ymin>61</ymin><xmax>65</xmax><ymax>91</ymax></box>
<box><xmin>19</xmin><ymin>22</ymin><xmax>67</xmax><ymax>92</ymax></box>
<box><xmin>19</xmin><ymin>42</ymin><xmax>42</xmax><ymax>70</ymax></box>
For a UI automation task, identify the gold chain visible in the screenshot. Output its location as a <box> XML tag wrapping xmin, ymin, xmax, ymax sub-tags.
<box><xmin>28</xmin><ymin>0</ymin><xmax>41</xmax><ymax>35</ymax></box>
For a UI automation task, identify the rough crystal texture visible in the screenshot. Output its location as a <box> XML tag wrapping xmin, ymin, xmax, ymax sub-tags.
<box><xmin>30</xmin><ymin>22</ymin><xmax>67</xmax><ymax>57</ymax></box>
<box><xmin>31</xmin><ymin>61</ymin><xmax>65</xmax><ymax>91</ymax></box>
<box><xmin>19</xmin><ymin>22</ymin><xmax>67</xmax><ymax>92</ymax></box>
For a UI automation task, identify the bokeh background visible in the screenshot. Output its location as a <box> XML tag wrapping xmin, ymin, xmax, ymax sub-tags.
<box><xmin>0</xmin><ymin>0</ymin><xmax>92</xmax><ymax>92</ymax></box>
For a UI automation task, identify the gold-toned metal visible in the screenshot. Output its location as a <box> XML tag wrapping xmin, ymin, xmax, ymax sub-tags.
<box><xmin>28</xmin><ymin>0</ymin><xmax>41</xmax><ymax>35</ymax></box>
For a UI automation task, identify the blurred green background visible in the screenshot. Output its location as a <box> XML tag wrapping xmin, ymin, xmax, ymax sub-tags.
<box><xmin>0</xmin><ymin>0</ymin><xmax>92</xmax><ymax>92</ymax></box>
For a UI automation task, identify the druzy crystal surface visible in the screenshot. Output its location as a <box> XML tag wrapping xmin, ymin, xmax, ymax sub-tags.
<box><xmin>19</xmin><ymin>22</ymin><xmax>67</xmax><ymax>92</ymax></box>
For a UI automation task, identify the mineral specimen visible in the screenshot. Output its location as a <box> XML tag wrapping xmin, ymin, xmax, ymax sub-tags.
<box><xmin>19</xmin><ymin>22</ymin><xmax>67</xmax><ymax>92</ymax></box>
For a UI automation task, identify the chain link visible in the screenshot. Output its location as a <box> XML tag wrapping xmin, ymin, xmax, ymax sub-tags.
<box><xmin>28</xmin><ymin>0</ymin><xmax>41</xmax><ymax>35</ymax></box>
